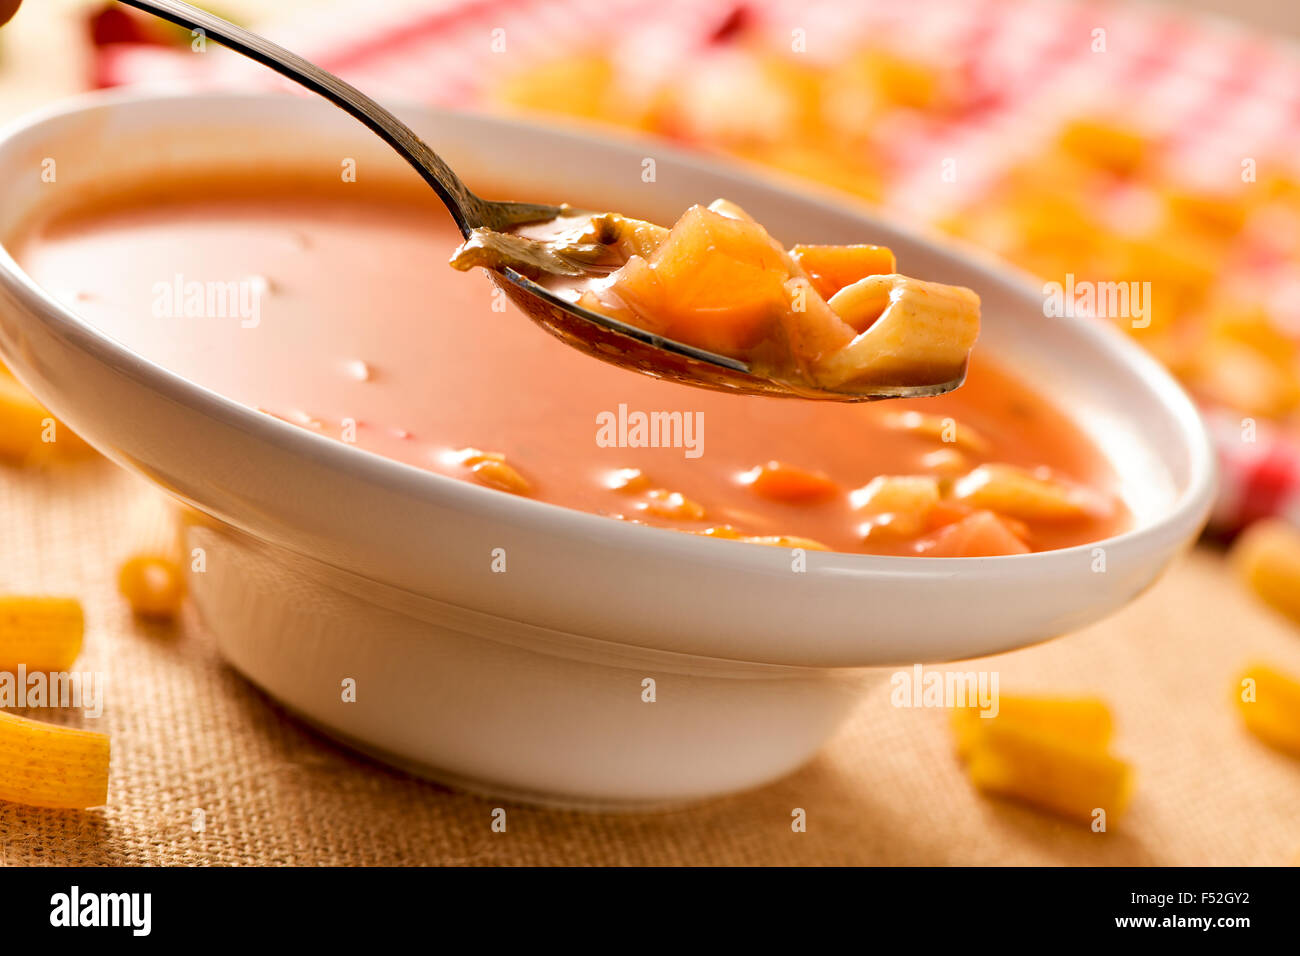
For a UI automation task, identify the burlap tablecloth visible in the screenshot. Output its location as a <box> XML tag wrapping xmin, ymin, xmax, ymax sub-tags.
<box><xmin>1</xmin><ymin>459</ymin><xmax>1298</xmax><ymax>867</ymax></box>
<box><xmin>0</xmin><ymin>0</ymin><xmax>1298</xmax><ymax>869</ymax></box>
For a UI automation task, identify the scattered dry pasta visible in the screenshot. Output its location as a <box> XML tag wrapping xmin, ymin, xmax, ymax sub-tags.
<box><xmin>1235</xmin><ymin>663</ymin><xmax>1300</xmax><ymax>758</ymax></box>
<box><xmin>0</xmin><ymin>710</ymin><xmax>109</xmax><ymax>809</ymax></box>
<box><xmin>952</xmin><ymin>694</ymin><xmax>1132</xmax><ymax>825</ymax></box>
<box><xmin>0</xmin><ymin>596</ymin><xmax>84</xmax><ymax>672</ymax></box>
<box><xmin>0</xmin><ymin>366</ymin><xmax>91</xmax><ymax>464</ymax></box>
<box><xmin>951</xmin><ymin>694</ymin><xmax>1113</xmax><ymax>759</ymax></box>
<box><xmin>117</xmin><ymin>492</ymin><xmax>187</xmax><ymax>619</ymax></box>
<box><xmin>0</xmin><ymin>372</ymin><xmax>48</xmax><ymax>463</ymax></box>
<box><xmin>1229</xmin><ymin>519</ymin><xmax>1300</xmax><ymax>627</ymax></box>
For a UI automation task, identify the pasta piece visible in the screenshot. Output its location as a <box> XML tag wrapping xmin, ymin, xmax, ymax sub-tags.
<box><xmin>605</xmin><ymin>468</ymin><xmax>651</xmax><ymax>493</ymax></box>
<box><xmin>1229</xmin><ymin>519</ymin><xmax>1300</xmax><ymax>627</ymax></box>
<box><xmin>0</xmin><ymin>373</ymin><xmax>90</xmax><ymax>464</ymax></box>
<box><xmin>641</xmin><ymin>489</ymin><xmax>706</xmax><ymax>521</ymax></box>
<box><xmin>950</xmin><ymin>695</ymin><xmax>1113</xmax><ymax>759</ymax></box>
<box><xmin>851</xmin><ymin>475</ymin><xmax>940</xmax><ymax>537</ymax></box>
<box><xmin>1236</xmin><ymin>663</ymin><xmax>1300</xmax><ymax>758</ymax></box>
<box><xmin>962</xmin><ymin>719</ymin><xmax>1134</xmax><ymax>824</ymax></box>
<box><xmin>817</xmin><ymin>275</ymin><xmax>980</xmax><ymax>388</ymax></box>
<box><xmin>855</xmin><ymin>48</ymin><xmax>951</xmax><ymax>111</ymax></box>
<box><xmin>1058</xmin><ymin>118</ymin><xmax>1147</xmax><ymax>175</ymax></box>
<box><xmin>920</xmin><ymin>447</ymin><xmax>970</xmax><ymax>475</ymax></box>
<box><xmin>884</xmin><ymin>410</ymin><xmax>991</xmax><ymax>455</ymax></box>
<box><xmin>0</xmin><ymin>374</ymin><xmax>47</xmax><ymax>463</ymax></box>
<box><xmin>823</xmin><ymin>272</ymin><xmax>892</xmax><ymax>331</ymax></box>
<box><xmin>117</xmin><ymin>493</ymin><xmax>186</xmax><ymax>619</ymax></box>
<box><xmin>951</xmin><ymin>463</ymin><xmax>1102</xmax><ymax>521</ymax></box>
<box><xmin>0</xmin><ymin>596</ymin><xmax>84</xmax><ymax>671</ymax></box>
<box><xmin>0</xmin><ymin>710</ymin><xmax>109</xmax><ymax>809</ymax></box>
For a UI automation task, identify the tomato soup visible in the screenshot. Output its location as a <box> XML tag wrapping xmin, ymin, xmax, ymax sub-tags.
<box><xmin>10</xmin><ymin>173</ymin><xmax>1128</xmax><ymax>556</ymax></box>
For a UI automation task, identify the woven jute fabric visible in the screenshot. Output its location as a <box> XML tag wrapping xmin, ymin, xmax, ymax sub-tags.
<box><xmin>1</xmin><ymin>460</ymin><xmax>1298</xmax><ymax>866</ymax></box>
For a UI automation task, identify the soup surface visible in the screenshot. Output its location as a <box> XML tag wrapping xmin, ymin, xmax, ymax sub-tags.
<box><xmin>11</xmin><ymin>173</ymin><xmax>1128</xmax><ymax>555</ymax></box>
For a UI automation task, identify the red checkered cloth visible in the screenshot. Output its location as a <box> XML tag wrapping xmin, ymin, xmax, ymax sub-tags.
<box><xmin>92</xmin><ymin>0</ymin><xmax>1300</xmax><ymax>534</ymax></box>
<box><xmin>1208</xmin><ymin>410</ymin><xmax>1300</xmax><ymax>532</ymax></box>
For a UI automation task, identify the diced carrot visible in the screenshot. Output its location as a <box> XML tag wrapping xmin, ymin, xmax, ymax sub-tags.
<box><xmin>915</xmin><ymin>510</ymin><xmax>1030</xmax><ymax>556</ymax></box>
<box><xmin>791</xmin><ymin>243</ymin><xmax>897</xmax><ymax>300</ymax></box>
<box><xmin>741</xmin><ymin>460</ymin><xmax>838</xmax><ymax>502</ymax></box>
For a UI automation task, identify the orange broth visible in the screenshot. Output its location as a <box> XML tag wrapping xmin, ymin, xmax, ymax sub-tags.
<box><xmin>10</xmin><ymin>173</ymin><xmax>1129</xmax><ymax>556</ymax></box>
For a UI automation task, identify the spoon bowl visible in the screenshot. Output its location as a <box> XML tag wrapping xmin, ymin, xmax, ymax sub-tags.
<box><xmin>119</xmin><ymin>0</ymin><xmax>966</xmax><ymax>403</ymax></box>
<box><xmin>499</xmin><ymin>271</ymin><xmax>967</xmax><ymax>398</ymax></box>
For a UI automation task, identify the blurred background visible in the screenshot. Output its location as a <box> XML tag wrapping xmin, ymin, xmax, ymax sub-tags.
<box><xmin>6</xmin><ymin>0</ymin><xmax>1300</xmax><ymax>538</ymax></box>
<box><xmin>1</xmin><ymin>0</ymin><xmax>1299</xmax><ymax>865</ymax></box>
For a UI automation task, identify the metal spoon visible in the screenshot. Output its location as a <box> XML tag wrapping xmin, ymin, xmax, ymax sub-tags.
<box><xmin>119</xmin><ymin>0</ymin><xmax>965</xmax><ymax>401</ymax></box>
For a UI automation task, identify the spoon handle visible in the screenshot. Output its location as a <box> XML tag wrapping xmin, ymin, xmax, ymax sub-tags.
<box><xmin>117</xmin><ymin>0</ymin><xmax>561</xmax><ymax>235</ymax></box>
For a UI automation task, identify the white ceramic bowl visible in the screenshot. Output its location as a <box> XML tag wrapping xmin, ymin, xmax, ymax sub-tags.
<box><xmin>0</xmin><ymin>91</ymin><xmax>1215</xmax><ymax>807</ymax></box>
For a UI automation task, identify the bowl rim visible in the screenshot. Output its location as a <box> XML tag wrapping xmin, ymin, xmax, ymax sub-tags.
<box><xmin>0</xmin><ymin>87</ymin><xmax>1217</xmax><ymax>585</ymax></box>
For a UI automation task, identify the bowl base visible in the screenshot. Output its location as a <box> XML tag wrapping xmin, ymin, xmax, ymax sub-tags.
<box><xmin>284</xmin><ymin>702</ymin><xmax>804</xmax><ymax>813</ymax></box>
